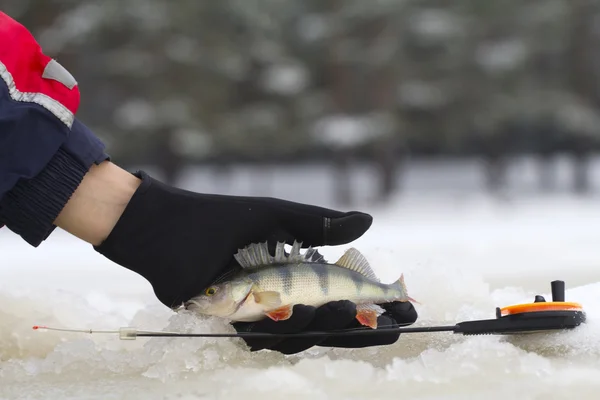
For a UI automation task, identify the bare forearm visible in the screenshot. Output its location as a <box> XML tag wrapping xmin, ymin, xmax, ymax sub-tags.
<box><xmin>54</xmin><ymin>161</ymin><xmax>141</xmax><ymax>246</ymax></box>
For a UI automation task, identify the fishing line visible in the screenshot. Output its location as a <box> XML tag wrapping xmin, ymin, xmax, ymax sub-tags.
<box><xmin>32</xmin><ymin>324</ymin><xmax>458</xmax><ymax>340</ymax></box>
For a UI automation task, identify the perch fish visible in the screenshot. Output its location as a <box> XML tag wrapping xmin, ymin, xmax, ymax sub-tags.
<box><xmin>184</xmin><ymin>241</ymin><xmax>415</xmax><ymax>329</ymax></box>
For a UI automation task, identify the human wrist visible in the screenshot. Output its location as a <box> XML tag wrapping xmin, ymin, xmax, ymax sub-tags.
<box><xmin>54</xmin><ymin>160</ymin><xmax>141</xmax><ymax>246</ymax></box>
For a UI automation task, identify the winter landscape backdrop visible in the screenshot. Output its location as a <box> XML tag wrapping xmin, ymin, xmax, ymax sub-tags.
<box><xmin>2</xmin><ymin>1</ymin><xmax>600</xmax><ymax>399</ymax></box>
<box><xmin>4</xmin><ymin>0</ymin><xmax>600</xmax><ymax>202</ymax></box>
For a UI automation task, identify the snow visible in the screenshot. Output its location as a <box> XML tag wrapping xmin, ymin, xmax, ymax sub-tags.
<box><xmin>38</xmin><ymin>3</ymin><xmax>106</xmax><ymax>54</ymax></box>
<box><xmin>409</xmin><ymin>9</ymin><xmax>462</xmax><ymax>40</ymax></box>
<box><xmin>2</xmin><ymin>164</ymin><xmax>600</xmax><ymax>399</ymax></box>
<box><xmin>261</xmin><ymin>64</ymin><xmax>309</xmax><ymax>96</ymax></box>
<box><xmin>313</xmin><ymin>114</ymin><xmax>389</xmax><ymax>149</ymax></box>
<box><xmin>555</xmin><ymin>96</ymin><xmax>600</xmax><ymax>136</ymax></box>
<box><xmin>476</xmin><ymin>39</ymin><xmax>528</xmax><ymax>73</ymax></box>
<box><xmin>114</xmin><ymin>98</ymin><xmax>157</xmax><ymax>130</ymax></box>
<box><xmin>171</xmin><ymin>129</ymin><xmax>213</xmax><ymax>158</ymax></box>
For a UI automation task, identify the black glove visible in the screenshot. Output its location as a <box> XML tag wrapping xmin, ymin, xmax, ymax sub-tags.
<box><xmin>94</xmin><ymin>171</ymin><xmax>373</xmax><ymax>309</ymax></box>
<box><xmin>232</xmin><ymin>300</ymin><xmax>418</xmax><ymax>354</ymax></box>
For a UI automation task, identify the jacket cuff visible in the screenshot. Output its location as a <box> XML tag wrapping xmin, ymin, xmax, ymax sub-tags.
<box><xmin>0</xmin><ymin>146</ymin><xmax>106</xmax><ymax>247</ymax></box>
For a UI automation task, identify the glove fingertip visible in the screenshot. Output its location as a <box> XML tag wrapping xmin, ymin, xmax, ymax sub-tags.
<box><xmin>325</xmin><ymin>212</ymin><xmax>373</xmax><ymax>245</ymax></box>
<box><xmin>380</xmin><ymin>301</ymin><xmax>418</xmax><ymax>325</ymax></box>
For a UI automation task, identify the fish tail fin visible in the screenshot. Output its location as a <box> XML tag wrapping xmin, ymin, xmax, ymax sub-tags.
<box><xmin>394</xmin><ymin>273</ymin><xmax>420</xmax><ymax>304</ymax></box>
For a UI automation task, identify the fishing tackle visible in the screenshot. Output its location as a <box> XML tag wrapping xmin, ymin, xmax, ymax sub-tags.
<box><xmin>33</xmin><ymin>280</ymin><xmax>585</xmax><ymax>340</ymax></box>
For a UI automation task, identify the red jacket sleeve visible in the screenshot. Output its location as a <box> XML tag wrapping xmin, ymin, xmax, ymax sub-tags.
<box><xmin>0</xmin><ymin>11</ymin><xmax>80</xmax><ymax>126</ymax></box>
<box><xmin>0</xmin><ymin>12</ymin><xmax>109</xmax><ymax>245</ymax></box>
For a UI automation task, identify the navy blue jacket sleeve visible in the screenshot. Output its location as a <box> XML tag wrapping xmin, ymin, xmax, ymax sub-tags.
<box><xmin>0</xmin><ymin>12</ymin><xmax>109</xmax><ymax>246</ymax></box>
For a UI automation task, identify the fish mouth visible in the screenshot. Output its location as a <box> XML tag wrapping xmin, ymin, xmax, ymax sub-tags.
<box><xmin>184</xmin><ymin>299</ymin><xmax>204</xmax><ymax>311</ymax></box>
<box><xmin>183</xmin><ymin>286</ymin><xmax>253</xmax><ymax>316</ymax></box>
<box><xmin>183</xmin><ymin>290</ymin><xmax>252</xmax><ymax>315</ymax></box>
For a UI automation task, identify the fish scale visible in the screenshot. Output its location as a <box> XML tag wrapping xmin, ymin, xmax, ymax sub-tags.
<box><xmin>185</xmin><ymin>241</ymin><xmax>414</xmax><ymax>329</ymax></box>
<box><xmin>246</xmin><ymin>264</ymin><xmax>390</xmax><ymax>307</ymax></box>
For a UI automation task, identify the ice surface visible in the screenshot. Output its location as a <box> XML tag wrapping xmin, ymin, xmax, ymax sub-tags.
<box><xmin>2</xmin><ymin>188</ymin><xmax>600</xmax><ymax>399</ymax></box>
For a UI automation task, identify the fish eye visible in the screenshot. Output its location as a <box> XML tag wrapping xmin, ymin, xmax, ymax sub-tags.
<box><xmin>205</xmin><ymin>287</ymin><xmax>217</xmax><ymax>296</ymax></box>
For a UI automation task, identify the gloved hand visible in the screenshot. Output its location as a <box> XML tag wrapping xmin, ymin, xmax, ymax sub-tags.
<box><xmin>94</xmin><ymin>170</ymin><xmax>417</xmax><ymax>353</ymax></box>
<box><xmin>94</xmin><ymin>171</ymin><xmax>374</xmax><ymax>309</ymax></box>
<box><xmin>232</xmin><ymin>300</ymin><xmax>418</xmax><ymax>354</ymax></box>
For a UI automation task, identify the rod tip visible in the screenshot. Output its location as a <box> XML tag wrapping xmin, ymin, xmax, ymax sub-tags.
<box><xmin>32</xmin><ymin>325</ymin><xmax>48</xmax><ymax>330</ymax></box>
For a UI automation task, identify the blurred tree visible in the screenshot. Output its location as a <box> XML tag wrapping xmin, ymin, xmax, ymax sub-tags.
<box><xmin>5</xmin><ymin>0</ymin><xmax>599</xmax><ymax>197</ymax></box>
<box><xmin>564</xmin><ymin>0</ymin><xmax>600</xmax><ymax>194</ymax></box>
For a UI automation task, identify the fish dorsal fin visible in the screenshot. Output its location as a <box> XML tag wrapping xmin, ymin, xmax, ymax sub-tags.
<box><xmin>303</xmin><ymin>247</ymin><xmax>326</xmax><ymax>263</ymax></box>
<box><xmin>334</xmin><ymin>248</ymin><xmax>379</xmax><ymax>282</ymax></box>
<box><xmin>234</xmin><ymin>241</ymin><xmax>327</xmax><ymax>269</ymax></box>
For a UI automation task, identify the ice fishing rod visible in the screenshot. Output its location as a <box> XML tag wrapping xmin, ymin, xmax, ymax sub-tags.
<box><xmin>33</xmin><ymin>280</ymin><xmax>586</xmax><ymax>340</ymax></box>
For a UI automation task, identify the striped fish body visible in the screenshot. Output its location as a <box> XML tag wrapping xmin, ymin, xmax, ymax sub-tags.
<box><xmin>185</xmin><ymin>241</ymin><xmax>414</xmax><ymax>329</ymax></box>
<box><xmin>240</xmin><ymin>262</ymin><xmax>406</xmax><ymax>310</ymax></box>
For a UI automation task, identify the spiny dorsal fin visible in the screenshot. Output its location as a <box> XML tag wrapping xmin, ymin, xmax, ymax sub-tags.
<box><xmin>234</xmin><ymin>241</ymin><xmax>327</xmax><ymax>269</ymax></box>
<box><xmin>304</xmin><ymin>247</ymin><xmax>326</xmax><ymax>263</ymax></box>
<box><xmin>334</xmin><ymin>248</ymin><xmax>379</xmax><ymax>282</ymax></box>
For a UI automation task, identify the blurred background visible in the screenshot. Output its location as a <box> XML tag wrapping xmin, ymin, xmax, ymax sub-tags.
<box><xmin>4</xmin><ymin>0</ymin><xmax>600</xmax><ymax>208</ymax></box>
<box><xmin>4</xmin><ymin>7</ymin><xmax>600</xmax><ymax>395</ymax></box>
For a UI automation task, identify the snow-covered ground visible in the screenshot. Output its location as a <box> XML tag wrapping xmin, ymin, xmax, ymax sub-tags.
<box><xmin>2</xmin><ymin>162</ymin><xmax>600</xmax><ymax>399</ymax></box>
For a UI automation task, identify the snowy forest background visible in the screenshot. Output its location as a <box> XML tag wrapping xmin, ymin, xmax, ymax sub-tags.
<box><xmin>5</xmin><ymin>0</ymin><xmax>600</xmax><ymax>206</ymax></box>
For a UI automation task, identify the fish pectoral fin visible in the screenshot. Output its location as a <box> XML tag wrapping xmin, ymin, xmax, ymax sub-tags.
<box><xmin>355</xmin><ymin>304</ymin><xmax>385</xmax><ymax>329</ymax></box>
<box><xmin>264</xmin><ymin>304</ymin><xmax>294</xmax><ymax>321</ymax></box>
<box><xmin>252</xmin><ymin>291</ymin><xmax>282</xmax><ymax>308</ymax></box>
